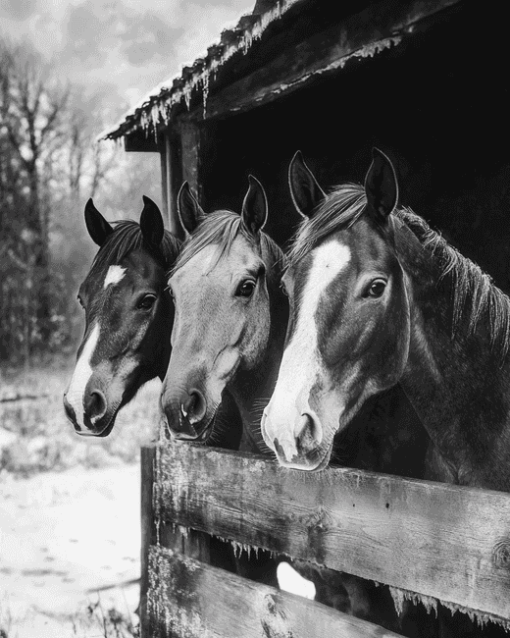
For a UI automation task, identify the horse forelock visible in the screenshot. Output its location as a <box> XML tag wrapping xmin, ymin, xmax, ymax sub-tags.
<box><xmin>287</xmin><ymin>182</ymin><xmax>510</xmax><ymax>362</ymax></box>
<box><xmin>87</xmin><ymin>220</ymin><xmax>181</xmax><ymax>286</ymax></box>
<box><xmin>287</xmin><ymin>184</ymin><xmax>367</xmax><ymax>269</ymax></box>
<box><xmin>171</xmin><ymin>210</ymin><xmax>284</xmax><ymax>278</ymax></box>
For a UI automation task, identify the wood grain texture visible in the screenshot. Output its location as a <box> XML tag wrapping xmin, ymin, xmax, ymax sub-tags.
<box><xmin>153</xmin><ymin>442</ymin><xmax>510</xmax><ymax>625</ymax></box>
<box><xmin>147</xmin><ymin>545</ymin><xmax>404</xmax><ymax>638</ymax></box>
<box><xmin>188</xmin><ymin>0</ymin><xmax>461</xmax><ymax>121</ymax></box>
<box><xmin>153</xmin><ymin>443</ymin><xmax>211</xmax><ymax>564</ymax></box>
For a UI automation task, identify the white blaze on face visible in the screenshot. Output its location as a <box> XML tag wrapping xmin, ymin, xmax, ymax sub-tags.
<box><xmin>263</xmin><ymin>240</ymin><xmax>351</xmax><ymax>455</ymax></box>
<box><xmin>103</xmin><ymin>265</ymin><xmax>126</xmax><ymax>289</ymax></box>
<box><xmin>65</xmin><ymin>324</ymin><xmax>100</xmax><ymax>430</ymax></box>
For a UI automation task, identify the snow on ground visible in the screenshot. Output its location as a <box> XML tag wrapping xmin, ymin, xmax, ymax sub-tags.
<box><xmin>0</xmin><ymin>464</ymin><xmax>141</xmax><ymax>638</ymax></box>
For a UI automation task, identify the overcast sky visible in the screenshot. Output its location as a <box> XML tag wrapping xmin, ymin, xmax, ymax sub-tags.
<box><xmin>0</xmin><ymin>0</ymin><xmax>254</xmax><ymax>123</ymax></box>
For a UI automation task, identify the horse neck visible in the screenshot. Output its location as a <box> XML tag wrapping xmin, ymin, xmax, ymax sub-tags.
<box><xmin>397</xmin><ymin>227</ymin><xmax>510</xmax><ymax>489</ymax></box>
<box><xmin>230</xmin><ymin>283</ymin><xmax>288</xmax><ymax>455</ymax></box>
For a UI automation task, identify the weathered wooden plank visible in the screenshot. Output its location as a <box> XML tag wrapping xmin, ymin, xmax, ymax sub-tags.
<box><xmin>190</xmin><ymin>0</ymin><xmax>461</xmax><ymax>121</ymax></box>
<box><xmin>152</xmin><ymin>443</ymin><xmax>211</xmax><ymax>564</ymax></box>
<box><xmin>154</xmin><ymin>442</ymin><xmax>510</xmax><ymax>626</ymax></box>
<box><xmin>147</xmin><ymin>545</ymin><xmax>404</xmax><ymax>638</ymax></box>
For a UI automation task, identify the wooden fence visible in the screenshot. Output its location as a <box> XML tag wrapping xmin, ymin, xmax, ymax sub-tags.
<box><xmin>140</xmin><ymin>442</ymin><xmax>510</xmax><ymax>637</ymax></box>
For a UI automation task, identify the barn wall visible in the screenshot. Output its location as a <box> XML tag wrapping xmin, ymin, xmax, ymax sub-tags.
<box><xmin>196</xmin><ymin>2</ymin><xmax>510</xmax><ymax>293</ymax></box>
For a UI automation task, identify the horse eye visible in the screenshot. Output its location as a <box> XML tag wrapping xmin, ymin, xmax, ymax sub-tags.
<box><xmin>77</xmin><ymin>295</ymin><xmax>84</xmax><ymax>309</ymax></box>
<box><xmin>236</xmin><ymin>280</ymin><xmax>256</xmax><ymax>298</ymax></box>
<box><xmin>279</xmin><ymin>281</ymin><xmax>289</xmax><ymax>297</ymax></box>
<box><xmin>365</xmin><ymin>279</ymin><xmax>387</xmax><ymax>298</ymax></box>
<box><xmin>137</xmin><ymin>294</ymin><xmax>157</xmax><ymax>310</ymax></box>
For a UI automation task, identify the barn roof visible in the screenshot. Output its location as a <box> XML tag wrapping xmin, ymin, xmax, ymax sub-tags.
<box><xmin>100</xmin><ymin>0</ymin><xmax>303</xmax><ymax>142</ymax></box>
<box><xmin>101</xmin><ymin>0</ymin><xmax>461</xmax><ymax>144</ymax></box>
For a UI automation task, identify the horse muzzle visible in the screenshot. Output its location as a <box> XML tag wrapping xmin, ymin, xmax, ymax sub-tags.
<box><xmin>262</xmin><ymin>410</ymin><xmax>329</xmax><ymax>471</ymax></box>
<box><xmin>63</xmin><ymin>389</ymin><xmax>116</xmax><ymax>437</ymax></box>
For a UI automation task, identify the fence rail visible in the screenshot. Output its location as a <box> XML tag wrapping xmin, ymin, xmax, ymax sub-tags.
<box><xmin>142</xmin><ymin>442</ymin><xmax>510</xmax><ymax>636</ymax></box>
<box><xmin>147</xmin><ymin>545</ymin><xmax>404</xmax><ymax>638</ymax></box>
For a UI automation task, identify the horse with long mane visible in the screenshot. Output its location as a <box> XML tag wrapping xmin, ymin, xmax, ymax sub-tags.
<box><xmin>63</xmin><ymin>197</ymin><xmax>181</xmax><ymax>436</ymax></box>
<box><xmin>262</xmin><ymin>149</ymin><xmax>510</xmax><ymax>636</ymax></box>
<box><xmin>263</xmin><ymin>148</ymin><xmax>510</xmax><ymax>491</ymax></box>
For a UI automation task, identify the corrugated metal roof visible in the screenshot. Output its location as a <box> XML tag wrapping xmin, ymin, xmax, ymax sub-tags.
<box><xmin>100</xmin><ymin>0</ymin><xmax>304</xmax><ymax>142</ymax></box>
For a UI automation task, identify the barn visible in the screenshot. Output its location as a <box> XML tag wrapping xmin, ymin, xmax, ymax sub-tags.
<box><xmin>101</xmin><ymin>0</ymin><xmax>510</xmax><ymax>636</ymax></box>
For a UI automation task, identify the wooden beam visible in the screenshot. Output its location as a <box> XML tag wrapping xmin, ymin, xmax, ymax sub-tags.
<box><xmin>159</xmin><ymin>148</ymin><xmax>169</xmax><ymax>224</ymax></box>
<box><xmin>179</xmin><ymin>121</ymin><xmax>201</xmax><ymax>196</ymax></box>
<box><xmin>189</xmin><ymin>0</ymin><xmax>461</xmax><ymax>121</ymax></box>
<box><xmin>124</xmin><ymin>130</ymin><xmax>160</xmax><ymax>153</ymax></box>
<box><xmin>153</xmin><ymin>442</ymin><xmax>510</xmax><ymax>627</ymax></box>
<box><xmin>147</xmin><ymin>546</ymin><xmax>404</xmax><ymax>638</ymax></box>
<box><xmin>159</xmin><ymin>133</ymin><xmax>179</xmax><ymax>234</ymax></box>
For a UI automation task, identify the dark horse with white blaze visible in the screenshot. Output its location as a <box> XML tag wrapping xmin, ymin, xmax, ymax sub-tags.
<box><xmin>262</xmin><ymin>148</ymin><xmax>510</xmax><ymax>636</ymax></box>
<box><xmin>63</xmin><ymin>196</ymin><xmax>180</xmax><ymax>436</ymax></box>
<box><xmin>263</xmin><ymin>148</ymin><xmax>510</xmax><ymax>489</ymax></box>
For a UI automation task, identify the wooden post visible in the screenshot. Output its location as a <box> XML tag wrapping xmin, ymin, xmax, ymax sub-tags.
<box><xmin>179</xmin><ymin>121</ymin><xmax>201</xmax><ymax>201</ymax></box>
<box><xmin>139</xmin><ymin>447</ymin><xmax>156</xmax><ymax>638</ymax></box>
<box><xmin>159</xmin><ymin>149</ymin><xmax>169</xmax><ymax>226</ymax></box>
<box><xmin>159</xmin><ymin>132</ymin><xmax>179</xmax><ymax>235</ymax></box>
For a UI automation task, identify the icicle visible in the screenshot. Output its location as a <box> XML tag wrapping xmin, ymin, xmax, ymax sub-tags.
<box><xmin>389</xmin><ymin>585</ymin><xmax>438</xmax><ymax>618</ymax></box>
<box><xmin>202</xmin><ymin>71</ymin><xmax>210</xmax><ymax>119</ymax></box>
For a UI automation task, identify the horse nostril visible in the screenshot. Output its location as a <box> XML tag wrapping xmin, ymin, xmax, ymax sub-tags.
<box><xmin>295</xmin><ymin>414</ymin><xmax>322</xmax><ymax>454</ymax></box>
<box><xmin>181</xmin><ymin>389</ymin><xmax>206</xmax><ymax>425</ymax></box>
<box><xmin>85</xmin><ymin>389</ymin><xmax>107</xmax><ymax>421</ymax></box>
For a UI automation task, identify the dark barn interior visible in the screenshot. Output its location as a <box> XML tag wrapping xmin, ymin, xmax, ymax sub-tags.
<box><xmin>198</xmin><ymin>2</ymin><xmax>510</xmax><ymax>293</ymax></box>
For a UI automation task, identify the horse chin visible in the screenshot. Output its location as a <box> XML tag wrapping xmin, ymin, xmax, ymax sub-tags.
<box><xmin>195</xmin><ymin>407</ymin><xmax>220</xmax><ymax>445</ymax></box>
<box><xmin>299</xmin><ymin>440</ymin><xmax>334</xmax><ymax>471</ymax></box>
<box><xmin>274</xmin><ymin>438</ymin><xmax>334</xmax><ymax>472</ymax></box>
<box><xmin>77</xmin><ymin>406</ymin><xmax>120</xmax><ymax>438</ymax></box>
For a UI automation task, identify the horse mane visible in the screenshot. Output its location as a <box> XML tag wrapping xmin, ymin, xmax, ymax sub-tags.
<box><xmin>289</xmin><ymin>183</ymin><xmax>510</xmax><ymax>360</ymax></box>
<box><xmin>171</xmin><ymin>210</ymin><xmax>284</xmax><ymax>280</ymax></box>
<box><xmin>88</xmin><ymin>220</ymin><xmax>181</xmax><ymax>280</ymax></box>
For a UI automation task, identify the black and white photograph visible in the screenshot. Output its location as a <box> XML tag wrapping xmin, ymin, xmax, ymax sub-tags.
<box><xmin>1</xmin><ymin>1</ymin><xmax>510</xmax><ymax>637</ymax></box>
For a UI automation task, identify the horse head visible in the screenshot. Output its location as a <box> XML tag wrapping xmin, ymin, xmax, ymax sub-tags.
<box><xmin>63</xmin><ymin>197</ymin><xmax>180</xmax><ymax>437</ymax></box>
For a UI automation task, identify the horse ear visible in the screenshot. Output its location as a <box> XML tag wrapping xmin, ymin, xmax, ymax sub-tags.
<box><xmin>84</xmin><ymin>198</ymin><xmax>113</xmax><ymax>247</ymax></box>
<box><xmin>364</xmin><ymin>148</ymin><xmax>399</xmax><ymax>221</ymax></box>
<box><xmin>241</xmin><ymin>175</ymin><xmax>268</xmax><ymax>235</ymax></box>
<box><xmin>288</xmin><ymin>150</ymin><xmax>326</xmax><ymax>218</ymax></box>
<box><xmin>140</xmin><ymin>196</ymin><xmax>165</xmax><ymax>248</ymax></box>
<box><xmin>177</xmin><ymin>182</ymin><xmax>205</xmax><ymax>238</ymax></box>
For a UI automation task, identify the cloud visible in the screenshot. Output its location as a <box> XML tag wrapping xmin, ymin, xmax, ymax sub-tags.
<box><xmin>1</xmin><ymin>0</ymin><xmax>254</xmax><ymax>118</ymax></box>
<box><xmin>0</xmin><ymin>0</ymin><xmax>38</xmax><ymax>22</ymax></box>
<box><xmin>120</xmin><ymin>12</ymin><xmax>185</xmax><ymax>66</ymax></box>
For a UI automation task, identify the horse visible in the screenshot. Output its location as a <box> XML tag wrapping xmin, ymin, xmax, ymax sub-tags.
<box><xmin>262</xmin><ymin>148</ymin><xmax>510</xmax><ymax>636</ymax></box>
<box><xmin>160</xmin><ymin>175</ymin><xmax>433</xmax><ymax>635</ymax></box>
<box><xmin>160</xmin><ymin>175</ymin><xmax>288</xmax><ymax>453</ymax></box>
<box><xmin>63</xmin><ymin>196</ymin><xmax>181</xmax><ymax>437</ymax></box>
<box><xmin>157</xmin><ymin>176</ymin><xmax>287</xmax><ymax>587</ymax></box>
